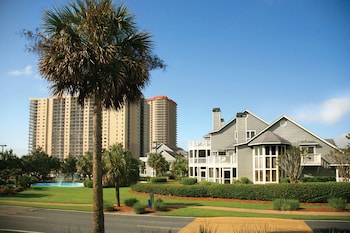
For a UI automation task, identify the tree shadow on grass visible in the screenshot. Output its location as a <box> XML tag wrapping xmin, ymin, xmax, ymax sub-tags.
<box><xmin>0</xmin><ymin>187</ymin><xmax>49</xmax><ymax>200</ymax></box>
<box><xmin>165</xmin><ymin>202</ymin><xmax>203</xmax><ymax>208</ymax></box>
<box><xmin>12</xmin><ymin>192</ymin><xmax>48</xmax><ymax>199</ymax></box>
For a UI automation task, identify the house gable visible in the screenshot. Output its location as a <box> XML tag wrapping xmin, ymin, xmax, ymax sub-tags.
<box><xmin>252</xmin><ymin>115</ymin><xmax>338</xmax><ymax>164</ymax></box>
<box><xmin>210</xmin><ymin>110</ymin><xmax>269</xmax><ymax>151</ymax></box>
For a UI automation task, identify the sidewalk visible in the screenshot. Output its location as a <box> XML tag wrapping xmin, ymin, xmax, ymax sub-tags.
<box><xmin>178</xmin><ymin>205</ymin><xmax>350</xmax><ymax>233</ymax></box>
<box><xmin>191</xmin><ymin>205</ymin><xmax>350</xmax><ymax>216</ymax></box>
<box><xmin>178</xmin><ymin>217</ymin><xmax>314</xmax><ymax>233</ymax></box>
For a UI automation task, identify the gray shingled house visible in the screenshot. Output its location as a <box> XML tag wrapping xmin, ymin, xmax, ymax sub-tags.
<box><xmin>188</xmin><ymin>108</ymin><xmax>340</xmax><ymax>184</ymax></box>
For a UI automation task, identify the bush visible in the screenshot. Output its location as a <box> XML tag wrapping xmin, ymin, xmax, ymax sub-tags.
<box><xmin>181</xmin><ymin>177</ymin><xmax>197</xmax><ymax>185</ymax></box>
<box><xmin>150</xmin><ymin>177</ymin><xmax>167</xmax><ymax>183</ymax></box>
<box><xmin>133</xmin><ymin>202</ymin><xmax>146</xmax><ymax>214</ymax></box>
<box><xmin>103</xmin><ymin>201</ymin><xmax>114</xmax><ymax>212</ymax></box>
<box><xmin>282</xmin><ymin>177</ymin><xmax>290</xmax><ymax>183</ymax></box>
<box><xmin>199</xmin><ymin>181</ymin><xmax>217</xmax><ymax>186</ymax></box>
<box><xmin>83</xmin><ymin>180</ymin><xmax>93</xmax><ymax>188</ymax></box>
<box><xmin>300</xmin><ymin>176</ymin><xmax>336</xmax><ymax>182</ymax></box>
<box><xmin>328</xmin><ymin>198</ymin><xmax>347</xmax><ymax>211</ymax></box>
<box><xmin>240</xmin><ymin>177</ymin><xmax>251</xmax><ymax>184</ymax></box>
<box><xmin>18</xmin><ymin>175</ymin><xmax>38</xmax><ymax>188</ymax></box>
<box><xmin>273</xmin><ymin>199</ymin><xmax>300</xmax><ymax>211</ymax></box>
<box><xmin>0</xmin><ymin>185</ymin><xmax>16</xmax><ymax>195</ymax></box>
<box><xmin>124</xmin><ymin>198</ymin><xmax>139</xmax><ymax>207</ymax></box>
<box><xmin>153</xmin><ymin>198</ymin><xmax>166</xmax><ymax>211</ymax></box>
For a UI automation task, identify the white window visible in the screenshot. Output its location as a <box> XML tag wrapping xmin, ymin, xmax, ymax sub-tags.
<box><xmin>301</xmin><ymin>146</ymin><xmax>316</xmax><ymax>154</ymax></box>
<box><xmin>246</xmin><ymin>130</ymin><xmax>256</xmax><ymax>140</ymax></box>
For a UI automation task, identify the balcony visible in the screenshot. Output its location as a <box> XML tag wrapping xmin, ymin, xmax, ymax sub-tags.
<box><xmin>301</xmin><ymin>153</ymin><xmax>321</xmax><ymax>166</ymax></box>
<box><xmin>188</xmin><ymin>140</ymin><xmax>210</xmax><ymax>149</ymax></box>
<box><xmin>189</xmin><ymin>155</ymin><xmax>237</xmax><ymax>167</ymax></box>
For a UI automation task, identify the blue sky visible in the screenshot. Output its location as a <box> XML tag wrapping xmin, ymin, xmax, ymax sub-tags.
<box><xmin>0</xmin><ymin>0</ymin><xmax>349</xmax><ymax>156</ymax></box>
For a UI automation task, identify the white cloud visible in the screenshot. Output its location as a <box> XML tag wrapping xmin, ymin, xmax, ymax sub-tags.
<box><xmin>8</xmin><ymin>65</ymin><xmax>33</xmax><ymax>76</ymax></box>
<box><xmin>334</xmin><ymin>134</ymin><xmax>349</xmax><ymax>148</ymax></box>
<box><xmin>293</xmin><ymin>97</ymin><xmax>350</xmax><ymax>124</ymax></box>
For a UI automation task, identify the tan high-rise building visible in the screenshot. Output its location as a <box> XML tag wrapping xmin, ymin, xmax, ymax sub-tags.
<box><xmin>147</xmin><ymin>96</ymin><xmax>177</xmax><ymax>149</ymax></box>
<box><xmin>28</xmin><ymin>96</ymin><xmax>149</xmax><ymax>160</ymax></box>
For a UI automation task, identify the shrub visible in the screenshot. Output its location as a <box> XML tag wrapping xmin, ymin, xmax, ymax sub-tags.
<box><xmin>300</xmin><ymin>176</ymin><xmax>336</xmax><ymax>182</ymax></box>
<box><xmin>240</xmin><ymin>177</ymin><xmax>250</xmax><ymax>184</ymax></box>
<box><xmin>124</xmin><ymin>198</ymin><xmax>139</xmax><ymax>207</ymax></box>
<box><xmin>273</xmin><ymin>199</ymin><xmax>300</xmax><ymax>211</ymax></box>
<box><xmin>282</xmin><ymin>177</ymin><xmax>290</xmax><ymax>183</ymax></box>
<box><xmin>0</xmin><ymin>185</ymin><xmax>16</xmax><ymax>195</ymax></box>
<box><xmin>328</xmin><ymin>198</ymin><xmax>347</xmax><ymax>211</ymax></box>
<box><xmin>83</xmin><ymin>180</ymin><xmax>93</xmax><ymax>188</ymax></box>
<box><xmin>233</xmin><ymin>177</ymin><xmax>251</xmax><ymax>184</ymax></box>
<box><xmin>181</xmin><ymin>177</ymin><xmax>197</xmax><ymax>185</ymax></box>
<box><xmin>150</xmin><ymin>177</ymin><xmax>167</xmax><ymax>183</ymax></box>
<box><xmin>199</xmin><ymin>181</ymin><xmax>217</xmax><ymax>186</ymax></box>
<box><xmin>103</xmin><ymin>201</ymin><xmax>114</xmax><ymax>212</ymax></box>
<box><xmin>18</xmin><ymin>175</ymin><xmax>38</xmax><ymax>188</ymax></box>
<box><xmin>153</xmin><ymin>198</ymin><xmax>166</xmax><ymax>211</ymax></box>
<box><xmin>133</xmin><ymin>202</ymin><xmax>146</xmax><ymax>214</ymax></box>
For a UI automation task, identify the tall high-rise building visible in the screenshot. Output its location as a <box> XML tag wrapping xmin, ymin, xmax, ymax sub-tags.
<box><xmin>28</xmin><ymin>96</ymin><xmax>149</xmax><ymax>160</ymax></box>
<box><xmin>147</xmin><ymin>96</ymin><xmax>177</xmax><ymax>149</ymax></box>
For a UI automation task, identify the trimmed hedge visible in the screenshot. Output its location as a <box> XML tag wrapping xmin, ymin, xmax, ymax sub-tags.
<box><xmin>300</xmin><ymin>176</ymin><xmax>336</xmax><ymax>182</ymax></box>
<box><xmin>131</xmin><ymin>182</ymin><xmax>350</xmax><ymax>203</ymax></box>
<box><xmin>150</xmin><ymin>177</ymin><xmax>167</xmax><ymax>183</ymax></box>
<box><xmin>181</xmin><ymin>177</ymin><xmax>197</xmax><ymax>185</ymax></box>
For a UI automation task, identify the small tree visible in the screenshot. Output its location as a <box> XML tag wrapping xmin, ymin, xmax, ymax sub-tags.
<box><xmin>147</xmin><ymin>153</ymin><xmax>168</xmax><ymax>176</ymax></box>
<box><xmin>0</xmin><ymin>150</ymin><xmax>23</xmax><ymax>186</ymax></box>
<box><xmin>329</xmin><ymin>134</ymin><xmax>350</xmax><ymax>182</ymax></box>
<box><xmin>171</xmin><ymin>156</ymin><xmax>188</xmax><ymax>179</ymax></box>
<box><xmin>278</xmin><ymin>146</ymin><xmax>305</xmax><ymax>183</ymax></box>
<box><xmin>61</xmin><ymin>155</ymin><xmax>77</xmax><ymax>180</ymax></box>
<box><xmin>103</xmin><ymin>144</ymin><xmax>139</xmax><ymax>206</ymax></box>
<box><xmin>22</xmin><ymin>148</ymin><xmax>57</xmax><ymax>180</ymax></box>
<box><xmin>77</xmin><ymin>152</ymin><xmax>93</xmax><ymax>180</ymax></box>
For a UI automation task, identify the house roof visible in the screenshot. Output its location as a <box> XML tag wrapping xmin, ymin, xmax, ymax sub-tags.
<box><xmin>248</xmin><ymin>131</ymin><xmax>291</xmax><ymax>146</ymax></box>
<box><xmin>208</xmin><ymin>109</ymin><xmax>268</xmax><ymax>135</ymax></box>
<box><xmin>245</xmin><ymin>115</ymin><xmax>339</xmax><ymax>150</ymax></box>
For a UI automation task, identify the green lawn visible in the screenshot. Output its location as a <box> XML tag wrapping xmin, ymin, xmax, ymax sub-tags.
<box><xmin>0</xmin><ymin>186</ymin><xmax>349</xmax><ymax>220</ymax></box>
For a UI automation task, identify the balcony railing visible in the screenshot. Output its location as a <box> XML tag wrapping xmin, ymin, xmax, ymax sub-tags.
<box><xmin>188</xmin><ymin>140</ymin><xmax>211</xmax><ymax>149</ymax></box>
<box><xmin>189</xmin><ymin>155</ymin><xmax>237</xmax><ymax>166</ymax></box>
<box><xmin>301</xmin><ymin>153</ymin><xmax>321</xmax><ymax>166</ymax></box>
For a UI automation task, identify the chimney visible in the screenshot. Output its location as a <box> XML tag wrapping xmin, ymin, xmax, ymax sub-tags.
<box><xmin>212</xmin><ymin>108</ymin><xmax>222</xmax><ymax>130</ymax></box>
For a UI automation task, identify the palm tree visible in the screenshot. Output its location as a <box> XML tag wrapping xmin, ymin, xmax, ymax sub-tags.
<box><xmin>147</xmin><ymin>153</ymin><xmax>169</xmax><ymax>176</ymax></box>
<box><xmin>171</xmin><ymin>156</ymin><xmax>188</xmax><ymax>179</ymax></box>
<box><xmin>103</xmin><ymin>144</ymin><xmax>139</xmax><ymax>207</ymax></box>
<box><xmin>61</xmin><ymin>155</ymin><xmax>77</xmax><ymax>180</ymax></box>
<box><xmin>24</xmin><ymin>0</ymin><xmax>164</xmax><ymax>232</ymax></box>
<box><xmin>76</xmin><ymin>152</ymin><xmax>93</xmax><ymax>179</ymax></box>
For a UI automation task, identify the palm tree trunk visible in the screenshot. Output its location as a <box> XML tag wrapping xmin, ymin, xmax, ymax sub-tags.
<box><xmin>92</xmin><ymin>96</ymin><xmax>104</xmax><ymax>233</ymax></box>
<box><xmin>115</xmin><ymin>181</ymin><xmax>120</xmax><ymax>207</ymax></box>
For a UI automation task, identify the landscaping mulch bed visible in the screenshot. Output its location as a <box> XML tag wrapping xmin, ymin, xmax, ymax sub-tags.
<box><xmin>121</xmin><ymin>190</ymin><xmax>349</xmax><ymax>214</ymax></box>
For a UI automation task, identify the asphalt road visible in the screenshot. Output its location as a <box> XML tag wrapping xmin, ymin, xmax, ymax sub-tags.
<box><xmin>0</xmin><ymin>206</ymin><xmax>195</xmax><ymax>233</ymax></box>
<box><xmin>1</xmin><ymin>206</ymin><xmax>350</xmax><ymax>233</ymax></box>
<box><xmin>305</xmin><ymin>220</ymin><xmax>350</xmax><ymax>233</ymax></box>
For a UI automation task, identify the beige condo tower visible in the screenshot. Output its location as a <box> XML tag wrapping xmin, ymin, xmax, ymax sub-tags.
<box><xmin>147</xmin><ymin>96</ymin><xmax>177</xmax><ymax>150</ymax></box>
<box><xmin>28</xmin><ymin>96</ymin><xmax>149</xmax><ymax>160</ymax></box>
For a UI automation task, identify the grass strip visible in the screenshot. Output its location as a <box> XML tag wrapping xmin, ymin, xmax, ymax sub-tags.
<box><xmin>0</xmin><ymin>186</ymin><xmax>349</xmax><ymax>220</ymax></box>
